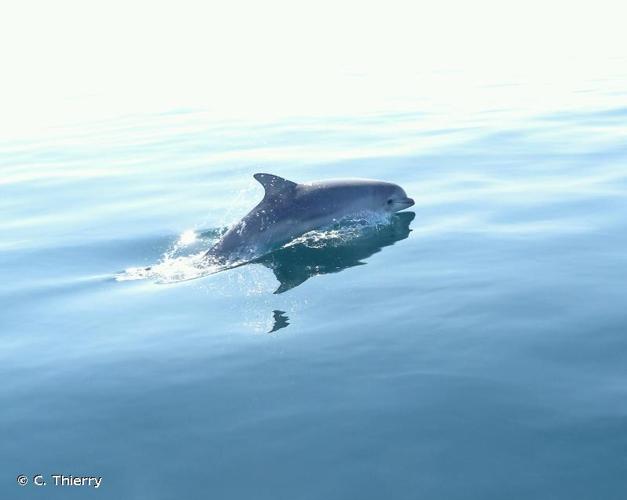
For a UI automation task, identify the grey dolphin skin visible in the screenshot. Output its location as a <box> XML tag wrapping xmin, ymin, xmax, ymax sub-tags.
<box><xmin>205</xmin><ymin>173</ymin><xmax>415</xmax><ymax>263</ymax></box>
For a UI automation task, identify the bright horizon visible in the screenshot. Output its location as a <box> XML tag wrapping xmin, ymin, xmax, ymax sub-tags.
<box><xmin>1</xmin><ymin>0</ymin><xmax>626</xmax><ymax>138</ymax></box>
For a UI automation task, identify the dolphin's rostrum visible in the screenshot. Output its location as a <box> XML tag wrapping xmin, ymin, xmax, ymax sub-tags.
<box><xmin>205</xmin><ymin>173</ymin><xmax>415</xmax><ymax>263</ymax></box>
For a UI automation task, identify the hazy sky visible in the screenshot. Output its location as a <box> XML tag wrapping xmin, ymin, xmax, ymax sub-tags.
<box><xmin>1</xmin><ymin>0</ymin><xmax>626</xmax><ymax>135</ymax></box>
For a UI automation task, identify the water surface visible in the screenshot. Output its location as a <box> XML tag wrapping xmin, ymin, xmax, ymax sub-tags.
<box><xmin>2</xmin><ymin>73</ymin><xmax>627</xmax><ymax>499</ymax></box>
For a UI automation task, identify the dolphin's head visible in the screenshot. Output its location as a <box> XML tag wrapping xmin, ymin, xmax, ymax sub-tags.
<box><xmin>313</xmin><ymin>178</ymin><xmax>415</xmax><ymax>214</ymax></box>
<box><xmin>380</xmin><ymin>183</ymin><xmax>415</xmax><ymax>213</ymax></box>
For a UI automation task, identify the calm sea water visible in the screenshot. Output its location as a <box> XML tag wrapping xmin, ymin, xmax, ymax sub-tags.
<box><xmin>2</xmin><ymin>73</ymin><xmax>627</xmax><ymax>499</ymax></box>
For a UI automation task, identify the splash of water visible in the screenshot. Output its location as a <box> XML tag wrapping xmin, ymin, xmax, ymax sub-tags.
<box><xmin>286</xmin><ymin>211</ymin><xmax>394</xmax><ymax>249</ymax></box>
<box><xmin>116</xmin><ymin>211</ymin><xmax>396</xmax><ymax>284</ymax></box>
<box><xmin>115</xmin><ymin>227</ymin><xmax>232</xmax><ymax>283</ymax></box>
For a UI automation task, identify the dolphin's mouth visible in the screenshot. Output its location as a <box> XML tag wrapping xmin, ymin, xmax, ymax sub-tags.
<box><xmin>393</xmin><ymin>197</ymin><xmax>415</xmax><ymax>211</ymax></box>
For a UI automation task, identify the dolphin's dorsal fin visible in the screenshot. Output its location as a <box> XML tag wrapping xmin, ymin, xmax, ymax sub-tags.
<box><xmin>254</xmin><ymin>173</ymin><xmax>297</xmax><ymax>198</ymax></box>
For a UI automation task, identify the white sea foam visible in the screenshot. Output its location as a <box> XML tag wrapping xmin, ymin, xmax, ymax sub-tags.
<box><xmin>115</xmin><ymin>227</ymin><xmax>230</xmax><ymax>283</ymax></box>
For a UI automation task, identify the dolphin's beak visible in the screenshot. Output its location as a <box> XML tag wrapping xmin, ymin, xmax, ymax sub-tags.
<box><xmin>395</xmin><ymin>197</ymin><xmax>414</xmax><ymax>210</ymax></box>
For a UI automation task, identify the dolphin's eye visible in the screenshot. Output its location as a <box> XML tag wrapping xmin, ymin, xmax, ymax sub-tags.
<box><xmin>387</xmin><ymin>199</ymin><xmax>394</xmax><ymax>205</ymax></box>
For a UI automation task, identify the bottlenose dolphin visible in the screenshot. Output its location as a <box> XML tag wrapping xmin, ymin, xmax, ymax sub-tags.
<box><xmin>205</xmin><ymin>173</ymin><xmax>415</xmax><ymax>263</ymax></box>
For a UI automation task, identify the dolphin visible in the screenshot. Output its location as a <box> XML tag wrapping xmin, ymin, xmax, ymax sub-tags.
<box><xmin>205</xmin><ymin>173</ymin><xmax>415</xmax><ymax>263</ymax></box>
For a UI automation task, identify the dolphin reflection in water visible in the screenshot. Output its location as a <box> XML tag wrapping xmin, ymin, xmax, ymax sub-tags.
<box><xmin>254</xmin><ymin>211</ymin><xmax>415</xmax><ymax>294</ymax></box>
